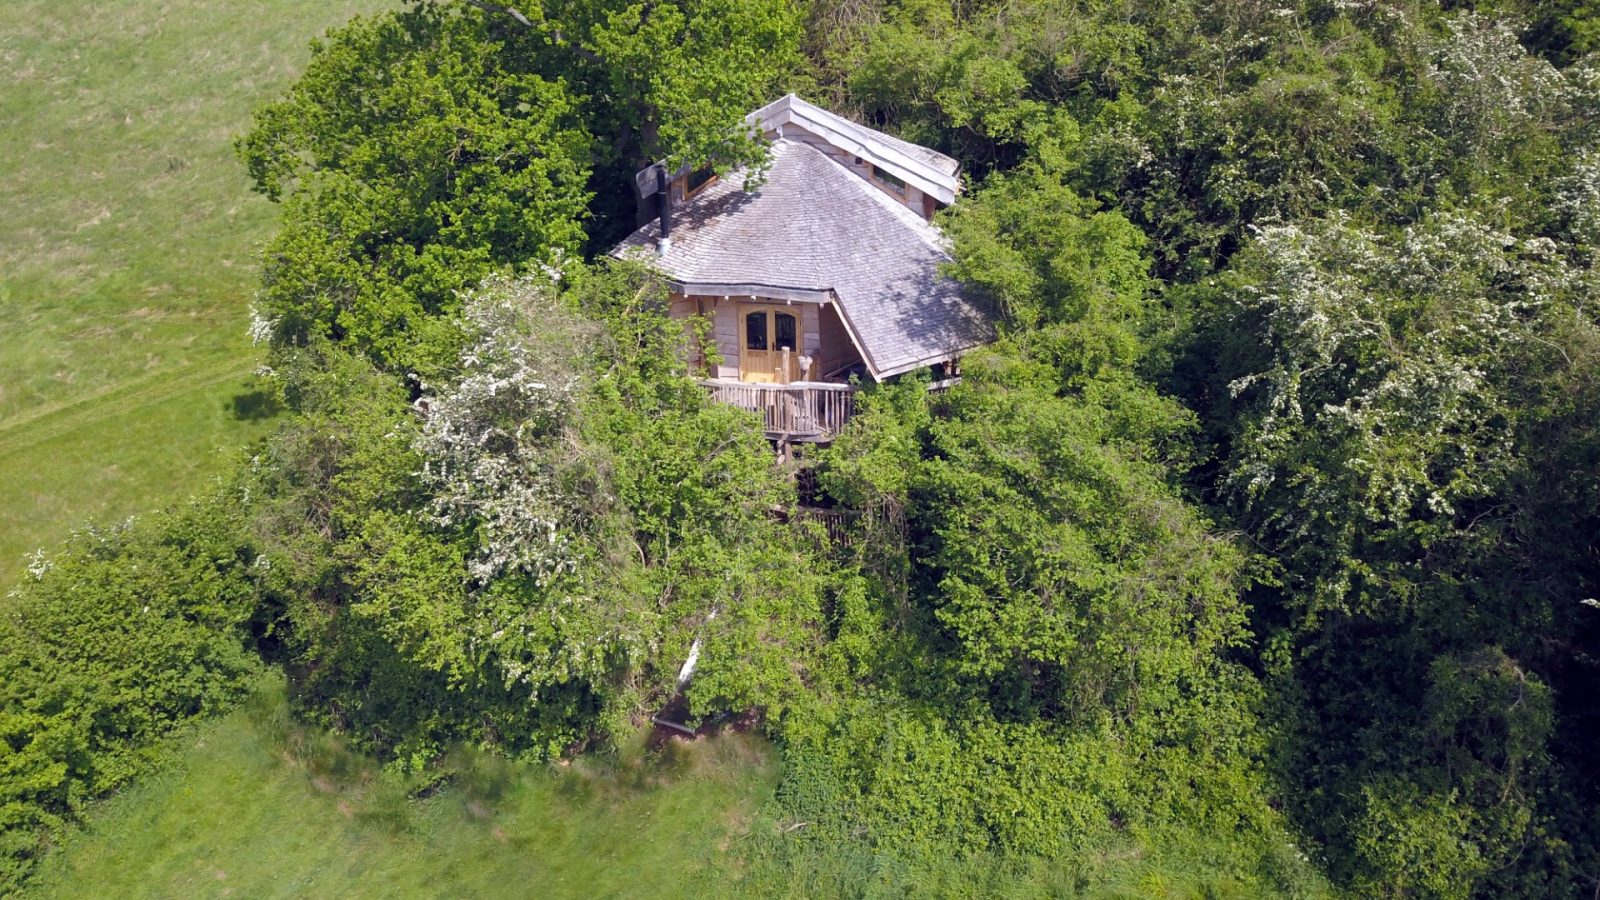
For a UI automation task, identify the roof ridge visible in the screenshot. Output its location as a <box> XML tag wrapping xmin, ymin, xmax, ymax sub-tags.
<box><xmin>748</xmin><ymin>94</ymin><xmax>961</xmax><ymax>204</ymax></box>
<box><xmin>770</xmin><ymin>94</ymin><xmax>960</xmax><ymax>173</ymax></box>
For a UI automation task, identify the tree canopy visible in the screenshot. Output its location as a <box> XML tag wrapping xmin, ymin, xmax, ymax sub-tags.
<box><xmin>4</xmin><ymin>0</ymin><xmax>1599</xmax><ymax>895</ymax></box>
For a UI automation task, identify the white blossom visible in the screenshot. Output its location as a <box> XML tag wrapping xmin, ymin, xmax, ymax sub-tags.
<box><xmin>1222</xmin><ymin>210</ymin><xmax>1558</xmax><ymax>564</ymax></box>
<box><xmin>246</xmin><ymin>303</ymin><xmax>278</xmax><ymax>346</ymax></box>
<box><xmin>413</xmin><ymin>275</ymin><xmax>596</xmax><ymax>587</ymax></box>
<box><xmin>24</xmin><ymin>549</ymin><xmax>52</xmax><ymax>581</ymax></box>
<box><xmin>1425</xmin><ymin>12</ymin><xmax>1569</xmax><ymax>155</ymax></box>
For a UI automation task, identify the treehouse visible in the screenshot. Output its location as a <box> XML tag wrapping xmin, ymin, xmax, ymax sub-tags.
<box><xmin>611</xmin><ymin>94</ymin><xmax>995</xmax><ymax>442</ymax></box>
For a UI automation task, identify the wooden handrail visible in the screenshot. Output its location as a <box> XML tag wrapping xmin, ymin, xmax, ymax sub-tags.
<box><xmin>698</xmin><ymin>379</ymin><xmax>857</xmax><ymax>392</ymax></box>
<box><xmin>699</xmin><ymin>379</ymin><xmax>859</xmax><ymax>441</ymax></box>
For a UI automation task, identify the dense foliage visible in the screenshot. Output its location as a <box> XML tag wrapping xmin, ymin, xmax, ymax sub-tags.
<box><xmin>239</xmin><ymin>4</ymin><xmax>593</xmax><ymax>376</ymax></box>
<box><xmin>0</xmin><ymin>500</ymin><xmax>263</xmax><ymax>887</ymax></box>
<box><xmin>815</xmin><ymin>1</ymin><xmax>1600</xmax><ymax>891</ymax></box>
<box><xmin>246</xmin><ymin>267</ymin><xmax>828</xmax><ymax>766</ymax></box>
<box><xmin>238</xmin><ymin>0</ymin><xmax>805</xmax><ymax>375</ymax></box>
<box><xmin>5</xmin><ymin>0</ymin><xmax>1599</xmax><ymax>895</ymax></box>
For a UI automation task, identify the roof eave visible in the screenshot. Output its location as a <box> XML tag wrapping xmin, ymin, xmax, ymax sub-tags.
<box><xmin>872</xmin><ymin>342</ymin><xmax>989</xmax><ymax>380</ymax></box>
<box><xmin>673</xmin><ymin>282</ymin><xmax>834</xmax><ymax>304</ymax></box>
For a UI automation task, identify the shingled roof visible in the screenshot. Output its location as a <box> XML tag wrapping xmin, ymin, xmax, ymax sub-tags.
<box><xmin>611</xmin><ymin>139</ymin><xmax>994</xmax><ymax>380</ymax></box>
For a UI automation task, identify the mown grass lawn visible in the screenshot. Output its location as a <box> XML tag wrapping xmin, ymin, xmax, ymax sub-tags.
<box><xmin>0</xmin><ymin>0</ymin><xmax>391</xmax><ymax>586</ymax></box>
<box><xmin>28</xmin><ymin>680</ymin><xmax>781</xmax><ymax>900</ymax></box>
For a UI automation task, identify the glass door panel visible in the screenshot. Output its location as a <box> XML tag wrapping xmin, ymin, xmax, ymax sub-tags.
<box><xmin>774</xmin><ymin>312</ymin><xmax>796</xmax><ymax>352</ymax></box>
<box><xmin>737</xmin><ymin>304</ymin><xmax>802</xmax><ymax>384</ymax></box>
<box><xmin>745</xmin><ymin>312</ymin><xmax>768</xmax><ymax>350</ymax></box>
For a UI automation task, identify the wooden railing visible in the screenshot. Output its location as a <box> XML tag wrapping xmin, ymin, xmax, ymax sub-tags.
<box><xmin>796</xmin><ymin>506</ymin><xmax>856</xmax><ymax>547</ymax></box>
<box><xmin>700</xmin><ymin>380</ymin><xmax>858</xmax><ymax>441</ymax></box>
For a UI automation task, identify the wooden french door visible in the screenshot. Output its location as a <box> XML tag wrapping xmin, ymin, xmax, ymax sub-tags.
<box><xmin>738</xmin><ymin>305</ymin><xmax>801</xmax><ymax>383</ymax></box>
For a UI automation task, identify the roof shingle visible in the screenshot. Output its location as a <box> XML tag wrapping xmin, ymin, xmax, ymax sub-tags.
<box><xmin>611</xmin><ymin>139</ymin><xmax>994</xmax><ymax>379</ymax></box>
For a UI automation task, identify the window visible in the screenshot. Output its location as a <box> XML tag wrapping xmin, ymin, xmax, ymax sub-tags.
<box><xmin>871</xmin><ymin>164</ymin><xmax>908</xmax><ymax>196</ymax></box>
<box><xmin>774</xmin><ymin>312</ymin><xmax>796</xmax><ymax>351</ymax></box>
<box><xmin>745</xmin><ymin>311</ymin><xmax>768</xmax><ymax>350</ymax></box>
<box><xmin>685</xmin><ymin>166</ymin><xmax>717</xmax><ymax>197</ymax></box>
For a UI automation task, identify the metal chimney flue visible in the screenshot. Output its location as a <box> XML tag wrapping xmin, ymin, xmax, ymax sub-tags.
<box><xmin>656</xmin><ymin>165</ymin><xmax>672</xmax><ymax>256</ymax></box>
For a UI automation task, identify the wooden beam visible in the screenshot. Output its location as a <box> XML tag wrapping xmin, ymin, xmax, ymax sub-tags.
<box><xmin>650</xmin><ymin>716</ymin><xmax>697</xmax><ymax>736</ymax></box>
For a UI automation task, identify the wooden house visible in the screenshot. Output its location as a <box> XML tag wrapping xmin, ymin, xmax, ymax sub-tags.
<box><xmin>611</xmin><ymin>94</ymin><xmax>995</xmax><ymax>442</ymax></box>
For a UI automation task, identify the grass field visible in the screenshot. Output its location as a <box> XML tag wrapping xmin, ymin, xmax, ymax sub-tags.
<box><xmin>0</xmin><ymin>0</ymin><xmax>391</xmax><ymax>586</ymax></box>
<box><xmin>28</xmin><ymin>680</ymin><xmax>781</xmax><ymax>899</ymax></box>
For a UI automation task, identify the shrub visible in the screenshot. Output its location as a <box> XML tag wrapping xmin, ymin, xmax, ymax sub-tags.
<box><xmin>0</xmin><ymin>493</ymin><xmax>263</xmax><ymax>890</ymax></box>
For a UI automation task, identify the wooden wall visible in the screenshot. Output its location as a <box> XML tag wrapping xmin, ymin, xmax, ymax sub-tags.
<box><xmin>670</xmin><ymin>294</ymin><xmax>859</xmax><ymax>382</ymax></box>
<box><xmin>667</xmin><ymin>294</ymin><xmax>737</xmax><ymax>379</ymax></box>
<box><xmin>801</xmin><ymin>303</ymin><xmax>822</xmax><ymax>359</ymax></box>
<box><xmin>815</xmin><ymin>303</ymin><xmax>857</xmax><ymax>378</ymax></box>
<box><xmin>713</xmin><ymin>299</ymin><xmax>741</xmax><ymax>379</ymax></box>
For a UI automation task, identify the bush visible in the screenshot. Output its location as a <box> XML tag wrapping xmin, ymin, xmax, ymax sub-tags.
<box><xmin>0</xmin><ymin>492</ymin><xmax>263</xmax><ymax>890</ymax></box>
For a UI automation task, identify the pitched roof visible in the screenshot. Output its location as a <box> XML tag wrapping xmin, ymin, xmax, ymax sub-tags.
<box><xmin>747</xmin><ymin>94</ymin><xmax>962</xmax><ymax>204</ymax></box>
<box><xmin>611</xmin><ymin>139</ymin><xmax>994</xmax><ymax>380</ymax></box>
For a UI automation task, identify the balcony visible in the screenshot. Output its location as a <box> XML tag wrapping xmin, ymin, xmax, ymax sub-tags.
<box><xmin>700</xmin><ymin>379</ymin><xmax>858</xmax><ymax>442</ymax></box>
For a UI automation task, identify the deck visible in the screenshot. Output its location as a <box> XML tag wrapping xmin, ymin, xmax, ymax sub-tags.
<box><xmin>701</xmin><ymin>379</ymin><xmax>858</xmax><ymax>442</ymax></box>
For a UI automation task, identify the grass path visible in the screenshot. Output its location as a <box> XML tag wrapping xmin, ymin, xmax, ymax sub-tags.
<box><xmin>0</xmin><ymin>367</ymin><xmax>281</xmax><ymax>583</ymax></box>
<box><xmin>0</xmin><ymin>357</ymin><xmax>256</xmax><ymax>460</ymax></box>
<box><xmin>0</xmin><ymin>0</ymin><xmax>391</xmax><ymax>586</ymax></box>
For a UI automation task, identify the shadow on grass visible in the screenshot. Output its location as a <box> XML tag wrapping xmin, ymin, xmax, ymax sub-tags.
<box><xmin>229</xmin><ymin>389</ymin><xmax>283</xmax><ymax>422</ymax></box>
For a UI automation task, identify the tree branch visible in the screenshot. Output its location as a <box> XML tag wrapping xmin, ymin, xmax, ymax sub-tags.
<box><xmin>461</xmin><ymin>0</ymin><xmax>536</xmax><ymax>28</ymax></box>
<box><xmin>552</xmin><ymin>29</ymin><xmax>602</xmax><ymax>63</ymax></box>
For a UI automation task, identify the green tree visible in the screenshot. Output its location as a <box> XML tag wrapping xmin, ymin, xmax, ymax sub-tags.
<box><xmin>468</xmin><ymin>0</ymin><xmax>804</xmax><ymax>172</ymax></box>
<box><xmin>239</xmin><ymin>3</ymin><xmax>594</xmax><ymax>376</ymax></box>
<box><xmin>1181</xmin><ymin>205</ymin><xmax>1600</xmax><ymax>894</ymax></box>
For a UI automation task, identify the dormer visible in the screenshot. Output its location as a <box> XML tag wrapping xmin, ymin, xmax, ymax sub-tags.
<box><xmin>745</xmin><ymin>94</ymin><xmax>961</xmax><ymax>221</ymax></box>
<box><xmin>664</xmin><ymin>164</ymin><xmax>719</xmax><ymax>204</ymax></box>
<box><xmin>632</xmin><ymin>95</ymin><xmax>962</xmax><ymax>230</ymax></box>
<box><xmin>633</xmin><ymin>161</ymin><xmax>718</xmax><ymax>222</ymax></box>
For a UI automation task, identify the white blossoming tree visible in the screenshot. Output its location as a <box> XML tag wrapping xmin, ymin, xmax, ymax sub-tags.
<box><xmin>1215</xmin><ymin>211</ymin><xmax>1568</xmax><ymax>618</ymax></box>
<box><xmin>388</xmin><ymin>275</ymin><xmax>651</xmax><ymax>726</ymax></box>
<box><xmin>415</xmin><ymin>275</ymin><xmax>597</xmax><ymax>586</ymax></box>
